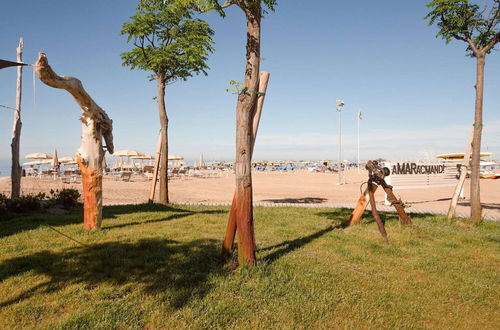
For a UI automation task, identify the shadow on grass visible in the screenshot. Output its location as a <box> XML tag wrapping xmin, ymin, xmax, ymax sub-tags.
<box><xmin>261</xmin><ymin>224</ymin><xmax>344</xmax><ymax>264</ymax></box>
<box><xmin>0</xmin><ymin>211</ymin><xmax>82</xmax><ymax>239</ymax></box>
<box><xmin>0</xmin><ymin>238</ymin><xmax>221</xmax><ymax>309</ymax></box>
<box><xmin>260</xmin><ymin>197</ymin><xmax>328</xmax><ymax>204</ymax></box>
<box><xmin>0</xmin><ymin>203</ymin><xmax>227</xmax><ymax>239</ymax></box>
<box><xmin>103</xmin><ymin>204</ymin><xmax>226</xmax><ymax>230</ymax></box>
<box><xmin>259</xmin><ymin>208</ymin><xmax>440</xmax><ymax>264</ymax></box>
<box><xmin>316</xmin><ymin>207</ymin><xmax>436</xmax><ymax>226</ymax></box>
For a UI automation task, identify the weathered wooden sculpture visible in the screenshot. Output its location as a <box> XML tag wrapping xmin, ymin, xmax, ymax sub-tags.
<box><xmin>35</xmin><ymin>52</ymin><xmax>114</xmax><ymax>230</ymax></box>
<box><xmin>349</xmin><ymin>160</ymin><xmax>411</xmax><ymax>241</ymax></box>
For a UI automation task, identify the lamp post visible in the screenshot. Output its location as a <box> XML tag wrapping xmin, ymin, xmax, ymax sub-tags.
<box><xmin>335</xmin><ymin>99</ymin><xmax>345</xmax><ymax>185</ymax></box>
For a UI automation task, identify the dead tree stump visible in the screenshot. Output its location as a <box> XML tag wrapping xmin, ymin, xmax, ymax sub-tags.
<box><xmin>35</xmin><ymin>52</ymin><xmax>113</xmax><ymax>230</ymax></box>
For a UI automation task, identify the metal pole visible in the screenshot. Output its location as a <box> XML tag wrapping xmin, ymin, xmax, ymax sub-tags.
<box><xmin>357</xmin><ymin>110</ymin><xmax>360</xmax><ymax>173</ymax></box>
<box><xmin>338</xmin><ymin>108</ymin><xmax>342</xmax><ymax>185</ymax></box>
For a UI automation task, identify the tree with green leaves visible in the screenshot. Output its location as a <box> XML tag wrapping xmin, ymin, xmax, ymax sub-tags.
<box><xmin>121</xmin><ymin>0</ymin><xmax>214</xmax><ymax>204</ymax></box>
<box><xmin>196</xmin><ymin>0</ymin><xmax>276</xmax><ymax>266</ymax></box>
<box><xmin>426</xmin><ymin>0</ymin><xmax>500</xmax><ymax>223</ymax></box>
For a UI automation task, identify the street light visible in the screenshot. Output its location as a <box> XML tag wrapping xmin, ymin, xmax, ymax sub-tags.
<box><xmin>335</xmin><ymin>99</ymin><xmax>345</xmax><ymax>185</ymax></box>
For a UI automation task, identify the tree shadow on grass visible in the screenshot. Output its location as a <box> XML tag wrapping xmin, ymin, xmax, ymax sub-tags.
<box><xmin>102</xmin><ymin>203</ymin><xmax>198</xmax><ymax>219</ymax></box>
<box><xmin>259</xmin><ymin>208</ymin><xmax>440</xmax><ymax>264</ymax></box>
<box><xmin>0</xmin><ymin>204</ymin><xmax>227</xmax><ymax>239</ymax></box>
<box><xmin>102</xmin><ymin>204</ymin><xmax>226</xmax><ymax>230</ymax></box>
<box><xmin>260</xmin><ymin>197</ymin><xmax>328</xmax><ymax>204</ymax></box>
<box><xmin>0</xmin><ymin>211</ymin><xmax>82</xmax><ymax>239</ymax></box>
<box><xmin>0</xmin><ymin>238</ymin><xmax>221</xmax><ymax>309</ymax></box>
<box><xmin>316</xmin><ymin>207</ymin><xmax>436</xmax><ymax>227</ymax></box>
<box><xmin>261</xmin><ymin>224</ymin><xmax>343</xmax><ymax>264</ymax></box>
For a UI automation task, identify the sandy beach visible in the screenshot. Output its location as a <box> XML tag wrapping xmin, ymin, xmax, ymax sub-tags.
<box><xmin>1</xmin><ymin>169</ymin><xmax>499</xmax><ymax>219</ymax></box>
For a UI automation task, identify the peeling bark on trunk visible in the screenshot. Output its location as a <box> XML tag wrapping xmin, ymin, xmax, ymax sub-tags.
<box><xmin>157</xmin><ymin>77</ymin><xmax>169</xmax><ymax>205</ymax></box>
<box><xmin>10</xmin><ymin>37</ymin><xmax>23</xmax><ymax>198</ymax></box>
<box><xmin>470</xmin><ymin>55</ymin><xmax>485</xmax><ymax>223</ymax></box>
<box><xmin>35</xmin><ymin>52</ymin><xmax>113</xmax><ymax>230</ymax></box>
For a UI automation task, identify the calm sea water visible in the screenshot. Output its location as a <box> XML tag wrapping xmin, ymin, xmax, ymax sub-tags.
<box><xmin>0</xmin><ymin>161</ymin><xmax>10</xmax><ymax>177</ymax></box>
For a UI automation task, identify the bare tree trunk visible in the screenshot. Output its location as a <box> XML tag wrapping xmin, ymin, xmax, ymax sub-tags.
<box><xmin>149</xmin><ymin>132</ymin><xmax>162</xmax><ymax>203</ymax></box>
<box><xmin>229</xmin><ymin>7</ymin><xmax>262</xmax><ymax>266</ymax></box>
<box><xmin>222</xmin><ymin>71</ymin><xmax>269</xmax><ymax>261</ymax></box>
<box><xmin>470</xmin><ymin>55</ymin><xmax>485</xmax><ymax>223</ymax></box>
<box><xmin>10</xmin><ymin>37</ymin><xmax>23</xmax><ymax>198</ymax></box>
<box><xmin>157</xmin><ymin>77</ymin><xmax>169</xmax><ymax>205</ymax></box>
<box><xmin>35</xmin><ymin>52</ymin><xmax>114</xmax><ymax>230</ymax></box>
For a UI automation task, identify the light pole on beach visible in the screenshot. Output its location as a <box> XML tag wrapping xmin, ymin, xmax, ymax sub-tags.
<box><xmin>357</xmin><ymin>109</ymin><xmax>362</xmax><ymax>173</ymax></box>
<box><xmin>335</xmin><ymin>99</ymin><xmax>345</xmax><ymax>185</ymax></box>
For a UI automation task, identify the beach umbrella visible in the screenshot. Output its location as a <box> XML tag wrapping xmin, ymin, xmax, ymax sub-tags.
<box><xmin>0</xmin><ymin>59</ymin><xmax>29</xmax><ymax>70</ymax></box>
<box><xmin>167</xmin><ymin>155</ymin><xmax>183</xmax><ymax>160</ymax></box>
<box><xmin>59</xmin><ymin>156</ymin><xmax>75</xmax><ymax>163</ymax></box>
<box><xmin>130</xmin><ymin>154</ymin><xmax>154</xmax><ymax>160</ymax></box>
<box><xmin>131</xmin><ymin>154</ymin><xmax>154</xmax><ymax>169</ymax></box>
<box><xmin>112</xmin><ymin>150</ymin><xmax>144</xmax><ymax>167</ymax></box>
<box><xmin>25</xmin><ymin>152</ymin><xmax>52</xmax><ymax>159</ymax></box>
<box><xmin>52</xmin><ymin>149</ymin><xmax>59</xmax><ymax>167</ymax></box>
<box><xmin>23</xmin><ymin>160</ymin><xmax>43</xmax><ymax>166</ymax></box>
<box><xmin>112</xmin><ymin>150</ymin><xmax>144</xmax><ymax>157</ymax></box>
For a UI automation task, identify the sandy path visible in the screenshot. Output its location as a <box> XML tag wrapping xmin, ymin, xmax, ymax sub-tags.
<box><xmin>1</xmin><ymin>170</ymin><xmax>499</xmax><ymax>219</ymax></box>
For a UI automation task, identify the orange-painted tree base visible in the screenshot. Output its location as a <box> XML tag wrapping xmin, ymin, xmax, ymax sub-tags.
<box><xmin>222</xmin><ymin>188</ymin><xmax>256</xmax><ymax>266</ymax></box>
<box><xmin>222</xmin><ymin>192</ymin><xmax>237</xmax><ymax>260</ymax></box>
<box><xmin>77</xmin><ymin>156</ymin><xmax>103</xmax><ymax>231</ymax></box>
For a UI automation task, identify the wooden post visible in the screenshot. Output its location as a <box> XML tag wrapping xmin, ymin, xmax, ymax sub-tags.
<box><xmin>447</xmin><ymin>129</ymin><xmax>473</xmax><ymax>220</ymax></box>
<box><xmin>10</xmin><ymin>37</ymin><xmax>23</xmax><ymax>198</ymax></box>
<box><xmin>367</xmin><ymin>183</ymin><xmax>388</xmax><ymax>242</ymax></box>
<box><xmin>222</xmin><ymin>72</ymin><xmax>270</xmax><ymax>261</ymax></box>
<box><xmin>35</xmin><ymin>52</ymin><xmax>113</xmax><ymax>230</ymax></box>
<box><xmin>149</xmin><ymin>132</ymin><xmax>162</xmax><ymax>203</ymax></box>
<box><xmin>382</xmin><ymin>186</ymin><xmax>412</xmax><ymax>225</ymax></box>
<box><xmin>349</xmin><ymin>184</ymin><xmax>378</xmax><ymax>225</ymax></box>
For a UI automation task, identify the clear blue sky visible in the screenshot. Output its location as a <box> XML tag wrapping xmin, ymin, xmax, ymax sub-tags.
<box><xmin>1</xmin><ymin>0</ymin><xmax>499</xmax><ymax>164</ymax></box>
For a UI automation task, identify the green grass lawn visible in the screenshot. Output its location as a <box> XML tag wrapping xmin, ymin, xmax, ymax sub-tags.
<box><xmin>0</xmin><ymin>204</ymin><xmax>499</xmax><ymax>329</ymax></box>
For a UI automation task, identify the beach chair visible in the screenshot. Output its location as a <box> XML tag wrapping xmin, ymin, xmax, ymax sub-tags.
<box><xmin>119</xmin><ymin>171</ymin><xmax>133</xmax><ymax>182</ymax></box>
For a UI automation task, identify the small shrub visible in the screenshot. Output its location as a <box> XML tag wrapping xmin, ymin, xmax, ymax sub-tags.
<box><xmin>50</xmin><ymin>189</ymin><xmax>81</xmax><ymax>209</ymax></box>
<box><xmin>5</xmin><ymin>193</ymin><xmax>46</xmax><ymax>214</ymax></box>
<box><xmin>0</xmin><ymin>194</ymin><xmax>8</xmax><ymax>216</ymax></box>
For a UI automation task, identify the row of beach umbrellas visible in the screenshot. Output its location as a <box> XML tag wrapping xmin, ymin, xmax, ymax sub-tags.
<box><xmin>24</xmin><ymin>150</ymin><xmax>184</xmax><ymax>168</ymax></box>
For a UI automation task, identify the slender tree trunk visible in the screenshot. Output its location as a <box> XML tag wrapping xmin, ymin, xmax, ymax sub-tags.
<box><xmin>10</xmin><ymin>37</ymin><xmax>23</xmax><ymax>198</ymax></box>
<box><xmin>157</xmin><ymin>77</ymin><xmax>169</xmax><ymax>204</ymax></box>
<box><xmin>470</xmin><ymin>55</ymin><xmax>485</xmax><ymax>223</ymax></box>
<box><xmin>35</xmin><ymin>52</ymin><xmax>114</xmax><ymax>231</ymax></box>
<box><xmin>222</xmin><ymin>71</ymin><xmax>269</xmax><ymax>260</ymax></box>
<box><xmin>229</xmin><ymin>7</ymin><xmax>261</xmax><ymax>266</ymax></box>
